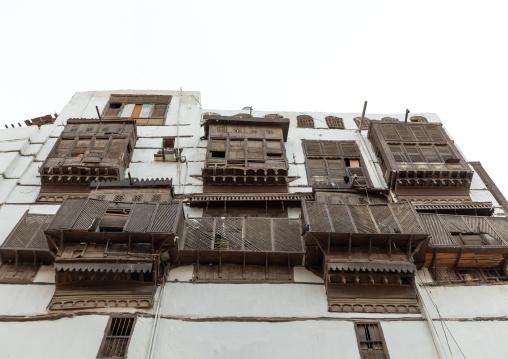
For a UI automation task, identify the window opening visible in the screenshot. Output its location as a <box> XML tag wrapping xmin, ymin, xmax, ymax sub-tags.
<box><xmin>97</xmin><ymin>317</ymin><xmax>135</xmax><ymax>359</ymax></box>
<box><xmin>325</xmin><ymin>116</ymin><xmax>344</xmax><ymax>129</ymax></box>
<box><xmin>355</xmin><ymin>323</ymin><xmax>389</xmax><ymax>359</ymax></box>
<box><xmin>297</xmin><ymin>115</ymin><xmax>315</xmax><ymax>128</ymax></box>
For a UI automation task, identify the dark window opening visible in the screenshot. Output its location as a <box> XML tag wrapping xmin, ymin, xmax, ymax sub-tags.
<box><xmin>109</xmin><ymin>103</ymin><xmax>122</xmax><ymax>109</ymax></box>
<box><xmin>211</xmin><ymin>151</ymin><xmax>226</xmax><ymax>158</ymax></box>
<box><xmin>267</xmin><ymin>153</ymin><xmax>282</xmax><ymax>157</ymax></box>
<box><xmin>163</xmin><ymin>137</ymin><xmax>175</xmax><ymax>149</ymax></box>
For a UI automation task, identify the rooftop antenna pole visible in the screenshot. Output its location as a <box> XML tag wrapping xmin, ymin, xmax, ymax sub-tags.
<box><xmin>358</xmin><ymin>101</ymin><xmax>368</xmax><ymax>132</ymax></box>
<box><xmin>96</xmin><ymin>106</ymin><xmax>102</xmax><ymax>121</ymax></box>
<box><xmin>405</xmin><ymin>109</ymin><xmax>410</xmax><ymax>123</ymax></box>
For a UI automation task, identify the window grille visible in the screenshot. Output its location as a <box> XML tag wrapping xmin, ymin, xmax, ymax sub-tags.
<box><xmin>355</xmin><ymin>323</ymin><xmax>389</xmax><ymax>359</ymax></box>
<box><xmin>325</xmin><ymin>116</ymin><xmax>344</xmax><ymax>129</ymax></box>
<box><xmin>381</xmin><ymin>117</ymin><xmax>399</xmax><ymax>122</ymax></box>
<box><xmin>97</xmin><ymin>317</ymin><xmax>135</xmax><ymax>359</ymax></box>
<box><xmin>132</xmin><ymin>194</ymin><xmax>143</xmax><ymax>202</ymax></box>
<box><xmin>297</xmin><ymin>115</ymin><xmax>315</xmax><ymax>128</ymax></box>
<box><xmin>113</xmin><ymin>195</ymin><xmax>125</xmax><ymax>202</ymax></box>
<box><xmin>151</xmin><ymin>194</ymin><xmax>162</xmax><ymax>202</ymax></box>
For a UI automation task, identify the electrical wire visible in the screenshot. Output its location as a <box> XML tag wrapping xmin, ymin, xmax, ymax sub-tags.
<box><xmin>416</xmin><ymin>272</ymin><xmax>468</xmax><ymax>359</ymax></box>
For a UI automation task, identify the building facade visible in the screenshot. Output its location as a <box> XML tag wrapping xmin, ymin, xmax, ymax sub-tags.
<box><xmin>0</xmin><ymin>90</ymin><xmax>506</xmax><ymax>358</ymax></box>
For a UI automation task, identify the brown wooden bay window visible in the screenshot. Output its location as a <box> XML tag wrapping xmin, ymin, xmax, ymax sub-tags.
<box><xmin>40</xmin><ymin>119</ymin><xmax>136</xmax><ymax>187</ymax></box>
<box><xmin>202</xmin><ymin>114</ymin><xmax>290</xmax><ymax>189</ymax></box>
<box><xmin>368</xmin><ymin>121</ymin><xmax>473</xmax><ymax>195</ymax></box>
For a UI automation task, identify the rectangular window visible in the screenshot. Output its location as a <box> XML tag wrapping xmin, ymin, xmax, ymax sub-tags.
<box><xmin>103</xmin><ymin>95</ymin><xmax>171</xmax><ymax>125</ymax></box>
<box><xmin>97</xmin><ymin>317</ymin><xmax>135</xmax><ymax>359</ymax></box>
<box><xmin>325</xmin><ymin>116</ymin><xmax>344</xmax><ymax>129</ymax></box>
<box><xmin>355</xmin><ymin>323</ymin><xmax>389</xmax><ymax>359</ymax></box>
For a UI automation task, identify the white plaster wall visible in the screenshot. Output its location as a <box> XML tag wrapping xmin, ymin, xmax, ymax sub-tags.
<box><xmin>382</xmin><ymin>321</ymin><xmax>439</xmax><ymax>359</ymax></box>
<box><xmin>417</xmin><ymin>283</ymin><xmax>508</xmax><ymax>319</ymax></box>
<box><xmin>161</xmin><ymin>283</ymin><xmax>420</xmax><ymax>320</ymax></box>
<box><xmin>0</xmin><ymin>284</ymin><xmax>54</xmax><ymax>315</ymax></box>
<box><xmin>437</xmin><ymin>321</ymin><xmax>508</xmax><ymax>359</ymax></box>
<box><xmin>0</xmin><ymin>315</ymin><xmax>108</xmax><ymax>359</ymax></box>
<box><xmin>129</xmin><ymin>318</ymin><xmax>362</xmax><ymax>359</ymax></box>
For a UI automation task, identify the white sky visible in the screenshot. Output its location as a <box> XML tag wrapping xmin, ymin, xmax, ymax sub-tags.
<box><xmin>1</xmin><ymin>0</ymin><xmax>507</xmax><ymax>196</ymax></box>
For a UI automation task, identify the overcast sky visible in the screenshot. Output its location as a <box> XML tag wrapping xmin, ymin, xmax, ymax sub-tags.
<box><xmin>1</xmin><ymin>0</ymin><xmax>507</xmax><ymax>196</ymax></box>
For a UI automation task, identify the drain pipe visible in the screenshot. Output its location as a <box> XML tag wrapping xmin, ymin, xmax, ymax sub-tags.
<box><xmin>415</xmin><ymin>276</ymin><xmax>450</xmax><ymax>359</ymax></box>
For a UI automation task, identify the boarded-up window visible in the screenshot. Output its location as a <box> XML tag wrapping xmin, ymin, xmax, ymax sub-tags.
<box><xmin>355</xmin><ymin>323</ymin><xmax>389</xmax><ymax>359</ymax></box>
<box><xmin>297</xmin><ymin>115</ymin><xmax>314</xmax><ymax>128</ymax></box>
<box><xmin>97</xmin><ymin>317</ymin><xmax>135</xmax><ymax>359</ymax></box>
<box><xmin>302</xmin><ymin>140</ymin><xmax>369</xmax><ymax>187</ymax></box>
<box><xmin>325</xmin><ymin>116</ymin><xmax>344</xmax><ymax>129</ymax></box>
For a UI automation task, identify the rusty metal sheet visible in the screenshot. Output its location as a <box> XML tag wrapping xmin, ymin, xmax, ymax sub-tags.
<box><xmin>54</xmin><ymin>262</ymin><xmax>152</xmax><ymax>273</ymax></box>
<box><xmin>327</xmin><ymin>261</ymin><xmax>416</xmax><ymax>273</ymax></box>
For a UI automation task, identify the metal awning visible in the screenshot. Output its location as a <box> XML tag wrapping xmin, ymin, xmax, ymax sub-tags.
<box><xmin>327</xmin><ymin>261</ymin><xmax>417</xmax><ymax>273</ymax></box>
<box><xmin>54</xmin><ymin>262</ymin><xmax>153</xmax><ymax>273</ymax></box>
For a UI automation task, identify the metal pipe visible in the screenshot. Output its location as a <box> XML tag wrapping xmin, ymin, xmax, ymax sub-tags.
<box><xmin>358</xmin><ymin>101</ymin><xmax>368</xmax><ymax>132</ymax></box>
<box><xmin>405</xmin><ymin>109</ymin><xmax>410</xmax><ymax>123</ymax></box>
<box><xmin>96</xmin><ymin>106</ymin><xmax>102</xmax><ymax>121</ymax></box>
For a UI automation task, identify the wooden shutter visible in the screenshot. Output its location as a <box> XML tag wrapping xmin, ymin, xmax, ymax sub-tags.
<box><xmin>54</xmin><ymin>139</ymin><xmax>74</xmax><ymax>157</ymax></box>
<box><xmin>84</xmin><ymin>139</ymin><xmax>109</xmax><ymax>162</ymax></box>
<box><xmin>381</xmin><ymin>125</ymin><xmax>401</xmax><ymax>141</ymax></box>
<box><xmin>340</xmin><ymin>142</ymin><xmax>360</xmax><ymax>157</ymax></box>
<box><xmin>307</xmin><ymin>159</ymin><xmax>328</xmax><ymax>183</ymax></box>
<box><xmin>105</xmin><ymin>138</ymin><xmax>125</xmax><ymax>160</ymax></box>
<box><xmin>425</xmin><ymin>125</ymin><xmax>445</xmax><ymax>143</ymax></box>
<box><xmin>388</xmin><ymin>144</ymin><xmax>407</xmax><ymax>162</ymax></box>
<box><xmin>247</xmin><ymin>140</ymin><xmax>264</xmax><ymax>160</ymax></box>
<box><xmin>210</xmin><ymin>139</ymin><xmax>226</xmax><ymax>152</ymax></box>
<box><xmin>323</xmin><ymin>142</ymin><xmax>341</xmax><ymax>156</ymax></box>
<box><xmin>435</xmin><ymin>145</ymin><xmax>455</xmax><ymax>161</ymax></box>
<box><xmin>419</xmin><ymin>145</ymin><xmax>441</xmax><ymax>162</ymax></box>
<box><xmin>395</xmin><ymin>125</ymin><xmax>415</xmax><ymax>141</ymax></box>
<box><xmin>404</xmin><ymin>144</ymin><xmax>424</xmax><ymax>162</ymax></box>
<box><xmin>303</xmin><ymin>141</ymin><xmax>324</xmax><ymax>156</ymax></box>
<box><xmin>71</xmin><ymin>139</ymin><xmax>89</xmax><ymax>157</ymax></box>
<box><xmin>326</xmin><ymin>159</ymin><xmax>347</xmax><ymax>183</ymax></box>
<box><xmin>228</xmin><ymin>140</ymin><xmax>245</xmax><ymax>161</ymax></box>
<box><xmin>411</xmin><ymin>126</ymin><xmax>431</xmax><ymax>141</ymax></box>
